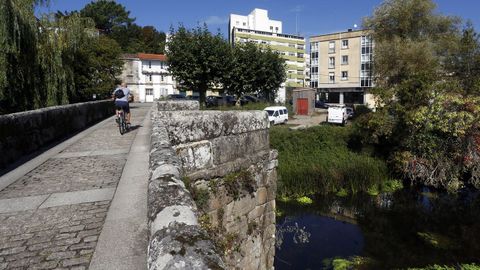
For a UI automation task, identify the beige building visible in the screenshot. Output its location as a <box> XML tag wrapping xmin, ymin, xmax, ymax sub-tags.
<box><xmin>309</xmin><ymin>29</ymin><xmax>374</xmax><ymax>107</ymax></box>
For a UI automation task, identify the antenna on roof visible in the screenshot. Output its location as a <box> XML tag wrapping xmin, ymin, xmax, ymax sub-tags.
<box><xmin>295</xmin><ymin>12</ymin><xmax>298</xmax><ymax>35</ymax></box>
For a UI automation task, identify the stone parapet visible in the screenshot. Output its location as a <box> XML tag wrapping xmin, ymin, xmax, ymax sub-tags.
<box><xmin>156</xmin><ymin>100</ymin><xmax>199</xmax><ymax>111</ymax></box>
<box><xmin>0</xmin><ymin>101</ymin><xmax>114</xmax><ymax>169</ymax></box>
<box><xmin>148</xmin><ymin>102</ymin><xmax>277</xmax><ymax>270</ymax></box>
<box><xmin>147</xmin><ymin>111</ymin><xmax>224</xmax><ymax>269</ymax></box>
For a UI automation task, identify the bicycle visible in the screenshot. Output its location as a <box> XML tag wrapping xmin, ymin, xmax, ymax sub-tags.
<box><xmin>117</xmin><ymin>109</ymin><xmax>129</xmax><ymax>135</ymax></box>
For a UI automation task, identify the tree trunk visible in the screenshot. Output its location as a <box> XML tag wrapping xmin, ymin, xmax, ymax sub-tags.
<box><xmin>198</xmin><ymin>85</ymin><xmax>207</xmax><ymax>107</ymax></box>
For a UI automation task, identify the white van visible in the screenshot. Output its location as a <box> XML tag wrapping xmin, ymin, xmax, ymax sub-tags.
<box><xmin>327</xmin><ymin>104</ymin><xmax>348</xmax><ymax>125</ymax></box>
<box><xmin>264</xmin><ymin>106</ymin><xmax>288</xmax><ymax>125</ymax></box>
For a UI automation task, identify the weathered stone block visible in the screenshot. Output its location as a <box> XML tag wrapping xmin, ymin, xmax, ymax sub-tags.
<box><xmin>174</xmin><ymin>140</ymin><xmax>213</xmax><ymax>172</ymax></box>
<box><xmin>156</xmin><ymin>100</ymin><xmax>199</xmax><ymax>111</ymax></box>
<box><xmin>256</xmin><ymin>187</ymin><xmax>268</xmax><ymax>206</ymax></box>
<box><xmin>160</xmin><ymin>111</ymin><xmax>269</xmax><ymax>145</ymax></box>
<box><xmin>210</xmin><ymin>130</ymin><xmax>269</xmax><ymax>165</ymax></box>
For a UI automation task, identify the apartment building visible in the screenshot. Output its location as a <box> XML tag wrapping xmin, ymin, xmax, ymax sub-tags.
<box><xmin>309</xmin><ymin>29</ymin><xmax>374</xmax><ymax>107</ymax></box>
<box><xmin>119</xmin><ymin>53</ymin><xmax>178</xmax><ymax>102</ymax></box>
<box><xmin>229</xmin><ymin>8</ymin><xmax>306</xmax><ymax>102</ymax></box>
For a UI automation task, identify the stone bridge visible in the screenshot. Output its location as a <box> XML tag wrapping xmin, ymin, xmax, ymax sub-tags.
<box><xmin>0</xmin><ymin>101</ymin><xmax>277</xmax><ymax>270</ymax></box>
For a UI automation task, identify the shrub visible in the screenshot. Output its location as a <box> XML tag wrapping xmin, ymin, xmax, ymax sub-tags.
<box><xmin>270</xmin><ymin>125</ymin><xmax>391</xmax><ymax>197</ymax></box>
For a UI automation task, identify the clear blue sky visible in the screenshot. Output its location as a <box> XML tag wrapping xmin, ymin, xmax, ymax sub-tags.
<box><xmin>37</xmin><ymin>0</ymin><xmax>480</xmax><ymax>39</ymax></box>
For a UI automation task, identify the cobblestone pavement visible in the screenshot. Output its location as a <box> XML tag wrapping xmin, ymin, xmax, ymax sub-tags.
<box><xmin>0</xmin><ymin>105</ymin><xmax>150</xmax><ymax>270</ymax></box>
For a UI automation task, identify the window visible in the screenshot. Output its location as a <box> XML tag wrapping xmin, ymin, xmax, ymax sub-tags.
<box><xmin>311</xmin><ymin>67</ymin><xmax>318</xmax><ymax>74</ymax></box>
<box><xmin>146</xmin><ymin>88</ymin><xmax>153</xmax><ymax>95</ymax></box>
<box><xmin>342</xmin><ymin>71</ymin><xmax>348</xmax><ymax>80</ymax></box>
<box><xmin>283</xmin><ymin>109</ymin><xmax>287</xmax><ymax>114</ymax></box>
<box><xmin>329</xmin><ymin>72</ymin><xmax>335</xmax><ymax>83</ymax></box>
<box><xmin>270</xmin><ymin>26</ymin><xmax>273</xmax><ymax>30</ymax></box>
<box><xmin>236</xmin><ymin>21</ymin><xmax>239</xmax><ymax>26</ymax></box>
<box><xmin>311</xmin><ymin>81</ymin><xmax>318</xmax><ymax>88</ymax></box>
<box><xmin>148</xmin><ymin>75</ymin><xmax>152</xmax><ymax>82</ymax></box>
<box><xmin>243</xmin><ymin>22</ymin><xmax>246</xmax><ymax>26</ymax></box>
<box><xmin>329</xmin><ymin>41</ymin><xmax>335</xmax><ymax>53</ymax></box>
<box><xmin>329</xmin><ymin>57</ymin><xmax>335</xmax><ymax>69</ymax></box>
<box><xmin>274</xmin><ymin>111</ymin><xmax>279</xmax><ymax>117</ymax></box>
<box><xmin>161</xmin><ymin>75</ymin><xmax>165</xmax><ymax>82</ymax></box>
<box><xmin>279</xmin><ymin>110</ymin><xmax>284</xmax><ymax>115</ymax></box>
<box><xmin>342</xmin><ymin>55</ymin><xmax>348</xmax><ymax>65</ymax></box>
<box><xmin>342</xmin><ymin>39</ymin><xmax>349</xmax><ymax>49</ymax></box>
<box><xmin>148</xmin><ymin>61</ymin><xmax>151</xmax><ymax>68</ymax></box>
<box><xmin>311</xmin><ymin>52</ymin><xmax>318</xmax><ymax>59</ymax></box>
<box><xmin>275</xmin><ymin>27</ymin><xmax>279</xmax><ymax>31</ymax></box>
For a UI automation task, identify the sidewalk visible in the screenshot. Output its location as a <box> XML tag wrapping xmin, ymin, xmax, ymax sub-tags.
<box><xmin>0</xmin><ymin>103</ymin><xmax>151</xmax><ymax>270</ymax></box>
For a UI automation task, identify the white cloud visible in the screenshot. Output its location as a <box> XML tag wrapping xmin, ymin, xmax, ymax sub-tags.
<box><xmin>203</xmin><ymin>16</ymin><xmax>229</xmax><ymax>26</ymax></box>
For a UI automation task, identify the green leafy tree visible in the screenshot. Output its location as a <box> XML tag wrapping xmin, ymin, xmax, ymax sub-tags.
<box><xmin>223</xmin><ymin>42</ymin><xmax>285</xmax><ymax>102</ymax></box>
<box><xmin>79</xmin><ymin>1</ymin><xmax>166</xmax><ymax>54</ymax></box>
<box><xmin>79</xmin><ymin>0</ymin><xmax>134</xmax><ymax>34</ymax></box>
<box><xmin>360</xmin><ymin>0</ymin><xmax>480</xmax><ymax>189</ymax></box>
<box><xmin>445</xmin><ymin>21</ymin><xmax>480</xmax><ymax>95</ymax></box>
<box><xmin>166</xmin><ymin>25</ymin><xmax>231</xmax><ymax>104</ymax></box>
<box><xmin>67</xmin><ymin>35</ymin><xmax>123</xmax><ymax>102</ymax></box>
<box><xmin>0</xmin><ymin>0</ymin><xmax>99</xmax><ymax>114</ymax></box>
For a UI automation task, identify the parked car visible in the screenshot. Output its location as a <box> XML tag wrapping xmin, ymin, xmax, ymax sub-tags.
<box><xmin>186</xmin><ymin>95</ymin><xmax>199</xmax><ymax>101</ymax></box>
<box><xmin>264</xmin><ymin>106</ymin><xmax>288</xmax><ymax>125</ymax></box>
<box><xmin>315</xmin><ymin>100</ymin><xmax>328</xmax><ymax>109</ymax></box>
<box><xmin>223</xmin><ymin>95</ymin><xmax>237</xmax><ymax>106</ymax></box>
<box><xmin>206</xmin><ymin>95</ymin><xmax>221</xmax><ymax>107</ymax></box>
<box><xmin>167</xmin><ymin>94</ymin><xmax>186</xmax><ymax>100</ymax></box>
<box><xmin>346</xmin><ymin>107</ymin><xmax>354</xmax><ymax>119</ymax></box>
<box><xmin>241</xmin><ymin>95</ymin><xmax>260</xmax><ymax>105</ymax></box>
<box><xmin>327</xmin><ymin>104</ymin><xmax>348</xmax><ymax>125</ymax></box>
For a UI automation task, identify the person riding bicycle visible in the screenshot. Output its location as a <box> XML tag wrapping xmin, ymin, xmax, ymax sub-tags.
<box><xmin>112</xmin><ymin>82</ymin><xmax>131</xmax><ymax>126</ymax></box>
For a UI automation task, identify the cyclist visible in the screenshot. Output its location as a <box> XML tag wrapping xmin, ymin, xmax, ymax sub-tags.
<box><xmin>112</xmin><ymin>82</ymin><xmax>131</xmax><ymax>126</ymax></box>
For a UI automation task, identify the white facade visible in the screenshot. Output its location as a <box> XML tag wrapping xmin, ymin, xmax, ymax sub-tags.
<box><xmin>229</xmin><ymin>8</ymin><xmax>282</xmax><ymax>43</ymax></box>
<box><xmin>120</xmin><ymin>54</ymin><xmax>177</xmax><ymax>103</ymax></box>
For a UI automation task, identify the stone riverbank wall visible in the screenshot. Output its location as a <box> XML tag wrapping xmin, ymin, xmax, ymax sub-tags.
<box><xmin>0</xmin><ymin>100</ymin><xmax>114</xmax><ymax>169</ymax></box>
<box><xmin>148</xmin><ymin>101</ymin><xmax>277</xmax><ymax>270</ymax></box>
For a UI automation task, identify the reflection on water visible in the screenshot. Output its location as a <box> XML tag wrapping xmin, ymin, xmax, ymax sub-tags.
<box><xmin>275</xmin><ymin>188</ymin><xmax>480</xmax><ymax>269</ymax></box>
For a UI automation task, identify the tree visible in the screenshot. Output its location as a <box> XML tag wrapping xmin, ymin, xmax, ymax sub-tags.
<box><xmin>79</xmin><ymin>1</ymin><xmax>166</xmax><ymax>54</ymax></box>
<box><xmin>166</xmin><ymin>25</ymin><xmax>230</xmax><ymax>104</ymax></box>
<box><xmin>0</xmin><ymin>0</ymin><xmax>99</xmax><ymax>114</ymax></box>
<box><xmin>67</xmin><ymin>35</ymin><xmax>123</xmax><ymax>102</ymax></box>
<box><xmin>445</xmin><ymin>21</ymin><xmax>480</xmax><ymax>95</ymax></box>
<box><xmin>360</xmin><ymin>0</ymin><xmax>479</xmax><ymax>190</ymax></box>
<box><xmin>223</xmin><ymin>42</ymin><xmax>285</xmax><ymax>102</ymax></box>
<box><xmin>79</xmin><ymin>0</ymin><xmax>134</xmax><ymax>34</ymax></box>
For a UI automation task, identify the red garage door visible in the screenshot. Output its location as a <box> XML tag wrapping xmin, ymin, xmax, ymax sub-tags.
<box><xmin>297</xmin><ymin>98</ymin><xmax>308</xmax><ymax>115</ymax></box>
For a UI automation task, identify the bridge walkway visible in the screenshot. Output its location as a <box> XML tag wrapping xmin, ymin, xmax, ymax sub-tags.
<box><xmin>0</xmin><ymin>103</ymin><xmax>151</xmax><ymax>270</ymax></box>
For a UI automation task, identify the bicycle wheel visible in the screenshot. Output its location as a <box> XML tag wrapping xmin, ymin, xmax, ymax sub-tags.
<box><xmin>118</xmin><ymin>113</ymin><xmax>125</xmax><ymax>135</ymax></box>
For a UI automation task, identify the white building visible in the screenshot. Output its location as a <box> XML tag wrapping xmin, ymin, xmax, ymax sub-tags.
<box><xmin>229</xmin><ymin>9</ymin><xmax>306</xmax><ymax>103</ymax></box>
<box><xmin>229</xmin><ymin>8</ymin><xmax>282</xmax><ymax>43</ymax></box>
<box><xmin>119</xmin><ymin>53</ymin><xmax>178</xmax><ymax>102</ymax></box>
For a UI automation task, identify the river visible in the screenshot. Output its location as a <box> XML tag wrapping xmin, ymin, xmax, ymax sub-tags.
<box><xmin>274</xmin><ymin>188</ymin><xmax>480</xmax><ymax>269</ymax></box>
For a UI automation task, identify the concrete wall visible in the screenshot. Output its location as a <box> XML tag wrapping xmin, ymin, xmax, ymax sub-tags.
<box><xmin>0</xmin><ymin>101</ymin><xmax>114</xmax><ymax>169</ymax></box>
<box><xmin>148</xmin><ymin>101</ymin><xmax>277</xmax><ymax>270</ymax></box>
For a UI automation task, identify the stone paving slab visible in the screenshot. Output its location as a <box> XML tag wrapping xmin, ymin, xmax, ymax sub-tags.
<box><xmin>40</xmin><ymin>188</ymin><xmax>116</xmax><ymax>209</ymax></box>
<box><xmin>0</xmin><ymin>195</ymin><xmax>49</xmax><ymax>214</ymax></box>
